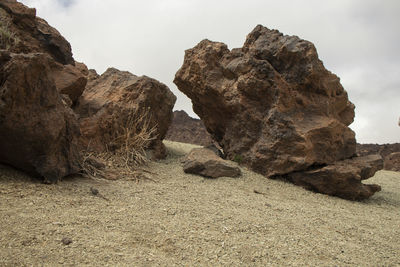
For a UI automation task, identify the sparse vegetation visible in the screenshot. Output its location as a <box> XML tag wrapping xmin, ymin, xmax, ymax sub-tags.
<box><xmin>112</xmin><ymin>107</ymin><xmax>157</xmax><ymax>166</ymax></box>
<box><xmin>0</xmin><ymin>21</ymin><xmax>19</xmax><ymax>50</ymax></box>
<box><xmin>233</xmin><ymin>154</ymin><xmax>244</xmax><ymax>164</ymax></box>
<box><xmin>81</xmin><ymin>108</ymin><xmax>158</xmax><ymax>181</ymax></box>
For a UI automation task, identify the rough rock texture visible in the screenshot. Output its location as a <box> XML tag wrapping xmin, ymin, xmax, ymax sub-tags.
<box><xmin>0</xmin><ymin>0</ymin><xmax>73</xmax><ymax>64</ymax></box>
<box><xmin>0</xmin><ymin>1</ymin><xmax>87</xmax><ymax>104</ymax></box>
<box><xmin>183</xmin><ymin>148</ymin><xmax>241</xmax><ymax>178</ymax></box>
<box><xmin>0</xmin><ymin>52</ymin><xmax>81</xmax><ymax>183</ymax></box>
<box><xmin>174</xmin><ymin>25</ymin><xmax>381</xmax><ymax>199</ymax></box>
<box><xmin>286</xmin><ymin>155</ymin><xmax>383</xmax><ymax>200</ymax></box>
<box><xmin>357</xmin><ymin>143</ymin><xmax>400</xmax><ymax>172</ymax></box>
<box><xmin>50</xmin><ymin>61</ymin><xmax>88</xmax><ymax>104</ymax></box>
<box><xmin>165</xmin><ymin>110</ymin><xmax>213</xmax><ymax>146</ymax></box>
<box><xmin>75</xmin><ymin>68</ymin><xmax>176</xmax><ymax>158</ymax></box>
<box><xmin>0</xmin><ymin>1</ymin><xmax>84</xmax><ymax>182</ymax></box>
<box><xmin>384</xmin><ymin>152</ymin><xmax>400</xmax><ymax>172</ymax></box>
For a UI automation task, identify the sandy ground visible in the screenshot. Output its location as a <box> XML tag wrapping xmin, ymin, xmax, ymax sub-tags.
<box><xmin>0</xmin><ymin>140</ymin><xmax>399</xmax><ymax>266</ymax></box>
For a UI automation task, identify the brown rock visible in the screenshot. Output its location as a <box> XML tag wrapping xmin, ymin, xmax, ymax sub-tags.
<box><xmin>0</xmin><ymin>0</ymin><xmax>74</xmax><ymax>64</ymax></box>
<box><xmin>286</xmin><ymin>155</ymin><xmax>383</xmax><ymax>200</ymax></box>
<box><xmin>174</xmin><ymin>25</ymin><xmax>356</xmax><ymax>177</ymax></box>
<box><xmin>183</xmin><ymin>148</ymin><xmax>241</xmax><ymax>178</ymax></box>
<box><xmin>165</xmin><ymin>110</ymin><xmax>213</xmax><ymax>146</ymax></box>
<box><xmin>384</xmin><ymin>152</ymin><xmax>400</xmax><ymax>172</ymax></box>
<box><xmin>0</xmin><ymin>52</ymin><xmax>81</xmax><ymax>183</ymax></box>
<box><xmin>61</xmin><ymin>237</ymin><xmax>73</xmax><ymax>245</ymax></box>
<box><xmin>357</xmin><ymin>143</ymin><xmax>400</xmax><ymax>171</ymax></box>
<box><xmin>174</xmin><ymin>25</ymin><xmax>381</xmax><ymax>199</ymax></box>
<box><xmin>50</xmin><ymin>61</ymin><xmax>88</xmax><ymax>104</ymax></box>
<box><xmin>1</xmin><ymin>1</ymin><xmax>87</xmax><ymax>104</ymax></box>
<box><xmin>75</xmin><ymin>68</ymin><xmax>176</xmax><ymax>158</ymax></box>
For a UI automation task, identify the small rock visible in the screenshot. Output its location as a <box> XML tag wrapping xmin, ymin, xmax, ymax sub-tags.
<box><xmin>183</xmin><ymin>148</ymin><xmax>241</xmax><ymax>178</ymax></box>
<box><xmin>90</xmin><ymin>187</ymin><xmax>99</xmax><ymax>195</ymax></box>
<box><xmin>61</xmin><ymin>237</ymin><xmax>72</xmax><ymax>245</ymax></box>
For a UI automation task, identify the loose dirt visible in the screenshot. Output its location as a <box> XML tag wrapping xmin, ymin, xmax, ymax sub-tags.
<box><xmin>0</xmin><ymin>141</ymin><xmax>399</xmax><ymax>266</ymax></box>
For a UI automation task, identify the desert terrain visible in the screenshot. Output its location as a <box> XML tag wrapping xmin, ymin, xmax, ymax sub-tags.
<box><xmin>1</xmin><ymin>141</ymin><xmax>399</xmax><ymax>266</ymax></box>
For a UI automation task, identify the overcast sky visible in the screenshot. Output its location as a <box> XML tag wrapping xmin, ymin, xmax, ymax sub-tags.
<box><xmin>20</xmin><ymin>0</ymin><xmax>399</xmax><ymax>144</ymax></box>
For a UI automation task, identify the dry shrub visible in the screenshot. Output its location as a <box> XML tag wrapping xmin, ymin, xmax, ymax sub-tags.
<box><xmin>81</xmin><ymin>107</ymin><xmax>158</xmax><ymax>182</ymax></box>
<box><xmin>0</xmin><ymin>21</ymin><xmax>19</xmax><ymax>50</ymax></box>
<box><xmin>111</xmin><ymin>107</ymin><xmax>157</xmax><ymax>166</ymax></box>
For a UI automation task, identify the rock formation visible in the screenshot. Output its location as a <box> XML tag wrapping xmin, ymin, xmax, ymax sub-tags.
<box><xmin>357</xmin><ymin>143</ymin><xmax>400</xmax><ymax>172</ymax></box>
<box><xmin>183</xmin><ymin>148</ymin><xmax>241</xmax><ymax>178</ymax></box>
<box><xmin>0</xmin><ymin>0</ymin><xmax>73</xmax><ymax>64</ymax></box>
<box><xmin>50</xmin><ymin>61</ymin><xmax>88</xmax><ymax>105</ymax></box>
<box><xmin>0</xmin><ymin>52</ymin><xmax>81</xmax><ymax>183</ymax></box>
<box><xmin>174</xmin><ymin>25</ymin><xmax>382</xmax><ymax>200</ymax></box>
<box><xmin>0</xmin><ymin>0</ymin><xmax>177</xmax><ymax>182</ymax></box>
<box><xmin>166</xmin><ymin>111</ymin><xmax>400</xmax><ymax>172</ymax></box>
<box><xmin>286</xmin><ymin>155</ymin><xmax>383</xmax><ymax>200</ymax></box>
<box><xmin>0</xmin><ymin>0</ymin><xmax>88</xmax><ymax>104</ymax></box>
<box><xmin>75</xmin><ymin>68</ymin><xmax>176</xmax><ymax>159</ymax></box>
<box><xmin>165</xmin><ymin>110</ymin><xmax>213</xmax><ymax>146</ymax></box>
<box><xmin>384</xmin><ymin>152</ymin><xmax>400</xmax><ymax>172</ymax></box>
<box><xmin>0</xmin><ymin>0</ymin><xmax>84</xmax><ymax>182</ymax></box>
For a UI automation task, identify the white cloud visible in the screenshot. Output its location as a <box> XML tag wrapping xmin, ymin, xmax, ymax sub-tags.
<box><xmin>20</xmin><ymin>0</ymin><xmax>400</xmax><ymax>143</ymax></box>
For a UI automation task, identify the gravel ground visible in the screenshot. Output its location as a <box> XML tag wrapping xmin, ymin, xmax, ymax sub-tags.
<box><xmin>0</xmin><ymin>140</ymin><xmax>399</xmax><ymax>266</ymax></box>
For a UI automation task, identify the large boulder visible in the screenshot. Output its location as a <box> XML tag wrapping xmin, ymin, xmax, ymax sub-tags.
<box><xmin>0</xmin><ymin>51</ymin><xmax>81</xmax><ymax>183</ymax></box>
<box><xmin>0</xmin><ymin>0</ymin><xmax>85</xmax><ymax>182</ymax></box>
<box><xmin>183</xmin><ymin>148</ymin><xmax>241</xmax><ymax>178</ymax></box>
<box><xmin>174</xmin><ymin>25</ymin><xmax>381</xmax><ymax>199</ymax></box>
<box><xmin>75</xmin><ymin>68</ymin><xmax>176</xmax><ymax>158</ymax></box>
<box><xmin>165</xmin><ymin>110</ymin><xmax>213</xmax><ymax>146</ymax></box>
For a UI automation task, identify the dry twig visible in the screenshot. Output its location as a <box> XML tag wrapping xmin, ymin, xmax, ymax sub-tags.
<box><xmin>80</xmin><ymin>108</ymin><xmax>158</xmax><ymax>182</ymax></box>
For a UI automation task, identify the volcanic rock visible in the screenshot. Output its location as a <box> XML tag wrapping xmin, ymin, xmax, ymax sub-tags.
<box><xmin>384</xmin><ymin>152</ymin><xmax>400</xmax><ymax>172</ymax></box>
<box><xmin>286</xmin><ymin>155</ymin><xmax>383</xmax><ymax>200</ymax></box>
<box><xmin>357</xmin><ymin>143</ymin><xmax>400</xmax><ymax>171</ymax></box>
<box><xmin>0</xmin><ymin>0</ymin><xmax>73</xmax><ymax>64</ymax></box>
<box><xmin>0</xmin><ymin>1</ymin><xmax>83</xmax><ymax>182</ymax></box>
<box><xmin>50</xmin><ymin>61</ymin><xmax>88</xmax><ymax>104</ymax></box>
<box><xmin>174</xmin><ymin>25</ymin><xmax>381</xmax><ymax>199</ymax></box>
<box><xmin>183</xmin><ymin>148</ymin><xmax>241</xmax><ymax>178</ymax></box>
<box><xmin>0</xmin><ymin>52</ymin><xmax>81</xmax><ymax>183</ymax></box>
<box><xmin>165</xmin><ymin>110</ymin><xmax>213</xmax><ymax>146</ymax></box>
<box><xmin>1</xmin><ymin>1</ymin><xmax>87</xmax><ymax>104</ymax></box>
<box><xmin>75</xmin><ymin>68</ymin><xmax>176</xmax><ymax>158</ymax></box>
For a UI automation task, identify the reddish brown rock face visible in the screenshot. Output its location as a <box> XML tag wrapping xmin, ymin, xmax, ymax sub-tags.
<box><xmin>174</xmin><ymin>25</ymin><xmax>381</xmax><ymax>200</ymax></box>
<box><xmin>75</xmin><ymin>68</ymin><xmax>176</xmax><ymax>158</ymax></box>
<box><xmin>0</xmin><ymin>52</ymin><xmax>81</xmax><ymax>183</ymax></box>
<box><xmin>50</xmin><ymin>61</ymin><xmax>88</xmax><ymax>104</ymax></box>
<box><xmin>0</xmin><ymin>1</ymin><xmax>88</xmax><ymax>105</ymax></box>
<box><xmin>0</xmin><ymin>0</ymin><xmax>74</xmax><ymax>64</ymax></box>
<box><xmin>175</xmin><ymin>25</ymin><xmax>356</xmax><ymax>176</ymax></box>
<box><xmin>0</xmin><ymin>1</ymin><xmax>84</xmax><ymax>182</ymax></box>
